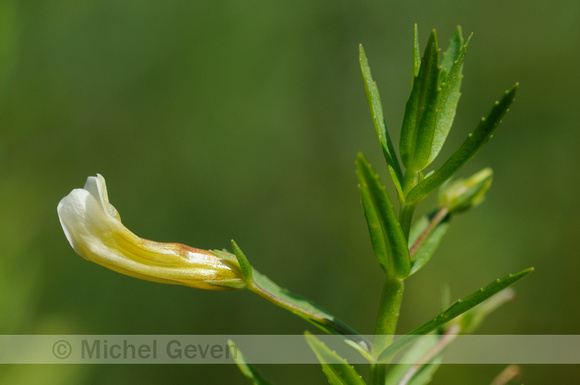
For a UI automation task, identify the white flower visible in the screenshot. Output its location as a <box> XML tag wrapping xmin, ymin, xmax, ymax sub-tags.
<box><xmin>57</xmin><ymin>174</ymin><xmax>245</xmax><ymax>290</ymax></box>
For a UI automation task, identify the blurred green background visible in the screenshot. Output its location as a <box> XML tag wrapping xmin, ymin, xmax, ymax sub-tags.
<box><xmin>1</xmin><ymin>0</ymin><xmax>578</xmax><ymax>383</ymax></box>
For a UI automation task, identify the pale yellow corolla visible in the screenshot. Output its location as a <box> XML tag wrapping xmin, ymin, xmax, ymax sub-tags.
<box><xmin>57</xmin><ymin>174</ymin><xmax>245</xmax><ymax>290</ymax></box>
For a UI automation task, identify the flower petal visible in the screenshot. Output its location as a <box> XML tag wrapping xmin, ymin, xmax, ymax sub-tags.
<box><xmin>57</xmin><ymin>175</ymin><xmax>245</xmax><ymax>290</ymax></box>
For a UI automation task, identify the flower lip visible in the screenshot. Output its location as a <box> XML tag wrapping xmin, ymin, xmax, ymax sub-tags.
<box><xmin>57</xmin><ymin>174</ymin><xmax>245</xmax><ymax>290</ymax></box>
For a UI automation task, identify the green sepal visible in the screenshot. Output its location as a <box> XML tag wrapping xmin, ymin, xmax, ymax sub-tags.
<box><xmin>227</xmin><ymin>339</ymin><xmax>274</xmax><ymax>385</ymax></box>
<box><xmin>408</xmin><ymin>211</ymin><xmax>450</xmax><ymax>276</ymax></box>
<box><xmin>400</xmin><ymin>29</ymin><xmax>440</xmax><ymax>171</ymax></box>
<box><xmin>203</xmin><ymin>278</ymin><xmax>246</xmax><ymax>290</ymax></box>
<box><xmin>251</xmin><ymin>268</ymin><xmax>372</xmax><ymax>357</ymax></box>
<box><xmin>305</xmin><ymin>332</ymin><xmax>367</xmax><ymax>385</ymax></box>
<box><xmin>231</xmin><ymin>240</ymin><xmax>253</xmax><ymax>281</ymax></box>
<box><xmin>378</xmin><ymin>267</ymin><xmax>533</xmax><ymax>362</ymax></box>
<box><xmin>359</xmin><ymin>45</ymin><xmax>405</xmax><ymax>202</ymax></box>
<box><xmin>426</xmin><ymin>27</ymin><xmax>471</xmax><ymax>166</ymax></box>
<box><xmin>356</xmin><ymin>153</ymin><xmax>411</xmax><ymax>279</ymax></box>
<box><xmin>406</xmin><ymin>83</ymin><xmax>519</xmax><ymax>204</ymax></box>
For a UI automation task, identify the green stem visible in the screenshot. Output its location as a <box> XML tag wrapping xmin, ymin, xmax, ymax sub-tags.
<box><xmin>399</xmin><ymin>203</ymin><xmax>416</xmax><ymax>240</ymax></box>
<box><xmin>370</xmin><ymin>278</ymin><xmax>405</xmax><ymax>384</ymax></box>
<box><xmin>400</xmin><ymin>170</ymin><xmax>420</xmax><ymax>239</ymax></box>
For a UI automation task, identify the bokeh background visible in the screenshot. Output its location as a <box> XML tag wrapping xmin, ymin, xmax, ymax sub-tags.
<box><xmin>1</xmin><ymin>0</ymin><xmax>578</xmax><ymax>383</ymax></box>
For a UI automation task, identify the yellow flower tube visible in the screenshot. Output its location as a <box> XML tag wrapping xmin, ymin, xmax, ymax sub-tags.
<box><xmin>57</xmin><ymin>174</ymin><xmax>245</xmax><ymax>290</ymax></box>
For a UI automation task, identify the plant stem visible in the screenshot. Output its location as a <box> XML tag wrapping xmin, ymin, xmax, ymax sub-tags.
<box><xmin>370</xmin><ymin>278</ymin><xmax>405</xmax><ymax>384</ymax></box>
<box><xmin>399</xmin><ymin>203</ymin><xmax>416</xmax><ymax>240</ymax></box>
<box><xmin>400</xmin><ymin>170</ymin><xmax>420</xmax><ymax>239</ymax></box>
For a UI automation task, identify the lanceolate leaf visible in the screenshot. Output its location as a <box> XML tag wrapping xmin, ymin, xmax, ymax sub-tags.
<box><xmin>406</xmin><ymin>84</ymin><xmax>519</xmax><ymax>205</ymax></box>
<box><xmin>305</xmin><ymin>332</ymin><xmax>367</xmax><ymax>385</ymax></box>
<box><xmin>359</xmin><ymin>45</ymin><xmax>405</xmax><ymax>202</ymax></box>
<box><xmin>251</xmin><ymin>268</ymin><xmax>372</xmax><ymax>356</ymax></box>
<box><xmin>228</xmin><ymin>340</ymin><xmax>275</xmax><ymax>385</ymax></box>
<box><xmin>426</xmin><ymin>28</ymin><xmax>471</xmax><ymax>166</ymax></box>
<box><xmin>378</xmin><ymin>267</ymin><xmax>534</xmax><ymax>362</ymax></box>
<box><xmin>440</xmin><ymin>26</ymin><xmax>464</xmax><ymax>74</ymax></box>
<box><xmin>356</xmin><ymin>153</ymin><xmax>411</xmax><ymax>279</ymax></box>
<box><xmin>400</xmin><ymin>29</ymin><xmax>441</xmax><ymax>172</ymax></box>
<box><xmin>412</xmin><ymin>24</ymin><xmax>421</xmax><ymax>79</ymax></box>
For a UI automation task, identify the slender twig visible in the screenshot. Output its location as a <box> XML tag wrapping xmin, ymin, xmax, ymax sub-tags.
<box><xmin>490</xmin><ymin>365</ymin><xmax>522</xmax><ymax>385</ymax></box>
<box><xmin>397</xmin><ymin>323</ymin><xmax>460</xmax><ymax>385</ymax></box>
<box><xmin>409</xmin><ymin>206</ymin><xmax>449</xmax><ymax>259</ymax></box>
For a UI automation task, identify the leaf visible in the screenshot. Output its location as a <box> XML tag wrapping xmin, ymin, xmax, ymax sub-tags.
<box><xmin>251</xmin><ymin>268</ymin><xmax>372</xmax><ymax>358</ymax></box>
<box><xmin>440</xmin><ymin>26</ymin><xmax>463</xmax><ymax>73</ymax></box>
<box><xmin>305</xmin><ymin>332</ymin><xmax>367</xmax><ymax>385</ymax></box>
<box><xmin>406</xmin><ymin>84</ymin><xmax>519</xmax><ymax>205</ymax></box>
<box><xmin>426</xmin><ymin>27</ymin><xmax>472</xmax><ymax>166</ymax></box>
<box><xmin>408</xmin><ymin>211</ymin><xmax>450</xmax><ymax>276</ymax></box>
<box><xmin>356</xmin><ymin>153</ymin><xmax>410</xmax><ymax>279</ymax></box>
<box><xmin>412</xmin><ymin>24</ymin><xmax>421</xmax><ymax>79</ymax></box>
<box><xmin>378</xmin><ymin>267</ymin><xmax>534</xmax><ymax>362</ymax></box>
<box><xmin>383</xmin><ymin>334</ymin><xmax>442</xmax><ymax>385</ymax></box>
<box><xmin>458</xmin><ymin>287</ymin><xmax>516</xmax><ymax>334</ymax></box>
<box><xmin>407</xmin><ymin>362</ymin><xmax>442</xmax><ymax>385</ymax></box>
<box><xmin>400</xmin><ymin>29</ymin><xmax>441</xmax><ymax>172</ymax></box>
<box><xmin>228</xmin><ymin>339</ymin><xmax>274</xmax><ymax>385</ymax></box>
<box><xmin>359</xmin><ymin>45</ymin><xmax>405</xmax><ymax>202</ymax></box>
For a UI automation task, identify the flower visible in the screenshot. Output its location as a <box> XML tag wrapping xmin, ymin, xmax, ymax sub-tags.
<box><xmin>57</xmin><ymin>174</ymin><xmax>246</xmax><ymax>290</ymax></box>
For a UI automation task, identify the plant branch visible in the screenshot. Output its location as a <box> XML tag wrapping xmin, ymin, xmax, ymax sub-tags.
<box><xmin>397</xmin><ymin>323</ymin><xmax>460</xmax><ymax>385</ymax></box>
<box><xmin>409</xmin><ymin>206</ymin><xmax>449</xmax><ymax>259</ymax></box>
<box><xmin>490</xmin><ymin>365</ymin><xmax>522</xmax><ymax>385</ymax></box>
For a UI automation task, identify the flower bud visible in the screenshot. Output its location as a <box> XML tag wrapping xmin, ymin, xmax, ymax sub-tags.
<box><xmin>57</xmin><ymin>174</ymin><xmax>246</xmax><ymax>290</ymax></box>
<box><xmin>438</xmin><ymin>168</ymin><xmax>493</xmax><ymax>213</ymax></box>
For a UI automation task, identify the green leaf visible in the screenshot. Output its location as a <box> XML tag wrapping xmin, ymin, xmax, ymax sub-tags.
<box><xmin>356</xmin><ymin>153</ymin><xmax>410</xmax><ymax>279</ymax></box>
<box><xmin>458</xmin><ymin>287</ymin><xmax>516</xmax><ymax>334</ymax></box>
<box><xmin>305</xmin><ymin>332</ymin><xmax>367</xmax><ymax>385</ymax></box>
<box><xmin>228</xmin><ymin>339</ymin><xmax>274</xmax><ymax>385</ymax></box>
<box><xmin>400</xmin><ymin>29</ymin><xmax>441</xmax><ymax>172</ymax></box>
<box><xmin>251</xmin><ymin>268</ymin><xmax>372</xmax><ymax>358</ymax></box>
<box><xmin>412</xmin><ymin>24</ymin><xmax>421</xmax><ymax>79</ymax></box>
<box><xmin>406</xmin><ymin>83</ymin><xmax>519</xmax><ymax>204</ymax></box>
<box><xmin>378</xmin><ymin>267</ymin><xmax>533</xmax><ymax>362</ymax></box>
<box><xmin>440</xmin><ymin>26</ymin><xmax>463</xmax><ymax>73</ymax></box>
<box><xmin>359</xmin><ymin>44</ymin><xmax>405</xmax><ymax>202</ymax></box>
<box><xmin>384</xmin><ymin>334</ymin><xmax>442</xmax><ymax>385</ymax></box>
<box><xmin>426</xmin><ymin>28</ymin><xmax>471</xmax><ymax>166</ymax></box>
<box><xmin>408</xmin><ymin>210</ymin><xmax>450</xmax><ymax>276</ymax></box>
<box><xmin>232</xmin><ymin>239</ymin><xmax>253</xmax><ymax>281</ymax></box>
<box><xmin>407</xmin><ymin>362</ymin><xmax>441</xmax><ymax>385</ymax></box>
